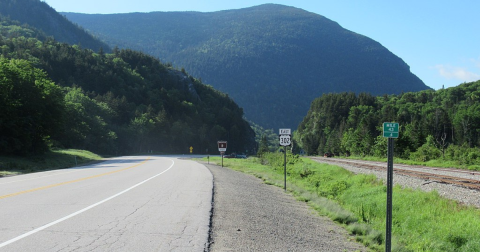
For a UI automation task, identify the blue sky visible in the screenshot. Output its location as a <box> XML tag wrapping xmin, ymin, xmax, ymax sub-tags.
<box><xmin>43</xmin><ymin>0</ymin><xmax>480</xmax><ymax>90</ymax></box>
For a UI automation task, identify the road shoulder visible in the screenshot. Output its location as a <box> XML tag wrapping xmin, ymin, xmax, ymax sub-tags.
<box><xmin>203</xmin><ymin>162</ymin><xmax>366</xmax><ymax>252</ymax></box>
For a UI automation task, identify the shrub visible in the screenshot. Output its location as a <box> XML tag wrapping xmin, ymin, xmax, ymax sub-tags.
<box><xmin>409</xmin><ymin>135</ymin><xmax>441</xmax><ymax>162</ymax></box>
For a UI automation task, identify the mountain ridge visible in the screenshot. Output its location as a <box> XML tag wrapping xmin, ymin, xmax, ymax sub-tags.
<box><xmin>64</xmin><ymin>4</ymin><xmax>430</xmax><ymax>129</ymax></box>
<box><xmin>0</xmin><ymin>0</ymin><xmax>110</xmax><ymax>52</ymax></box>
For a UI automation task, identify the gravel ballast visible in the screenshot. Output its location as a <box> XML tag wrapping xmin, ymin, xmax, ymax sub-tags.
<box><xmin>204</xmin><ymin>163</ymin><xmax>366</xmax><ymax>252</ymax></box>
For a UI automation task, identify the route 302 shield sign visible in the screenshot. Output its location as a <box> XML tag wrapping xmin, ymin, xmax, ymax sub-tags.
<box><xmin>279</xmin><ymin>135</ymin><xmax>291</xmax><ymax>146</ymax></box>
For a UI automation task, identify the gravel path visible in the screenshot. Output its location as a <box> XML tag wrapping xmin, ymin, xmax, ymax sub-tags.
<box><xmin>203</xmin><ymin>162</ymin><xmax>366</xmax><ymax>252</ymax></box>
<box><xmin>312</xmin><ymin>158</ymin><xmax>480</xmax><ymax>208</ymax></box>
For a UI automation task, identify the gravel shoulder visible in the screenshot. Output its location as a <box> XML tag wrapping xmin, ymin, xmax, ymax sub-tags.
<box><xmin>203</xmin><ymin>162</ymin><xmax>366</xmax><ymax>252</ymax></box>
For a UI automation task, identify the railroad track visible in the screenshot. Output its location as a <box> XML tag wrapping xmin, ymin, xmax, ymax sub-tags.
<box><xmin>309</xmin><ymin>157</ymin><xmax>480</xmax><ymax>191</ymax></box>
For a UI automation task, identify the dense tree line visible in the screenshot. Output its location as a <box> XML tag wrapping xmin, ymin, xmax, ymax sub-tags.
<box><xmin>0</xmin><ymin>21</ymin><xmax>255</xmax><ymax>156</ymax></box>
<box><xmin>296</xmin><ymin>82</ymin><xmax>480</xmax><ymax>165</ymax></box>
<box><xmin>0</xmin><ymin>58</ymin><xmax>63</xmax><ymax>154</ymax></box>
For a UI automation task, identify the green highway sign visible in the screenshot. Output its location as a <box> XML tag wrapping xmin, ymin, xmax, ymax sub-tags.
<box><xmin>383</xmin><ymin>122</ymin><xmax>399</xmax><ymax>138</ymax></box>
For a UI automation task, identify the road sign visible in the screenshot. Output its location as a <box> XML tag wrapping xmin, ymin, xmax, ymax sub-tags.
<box><xmin>383</xmin><ymin>122</ymin><xmax>399</xmax><ymax>138</ymax></box>
<box><xmin>217</xmin><ymin>141</ymin><xmax>227</xmax><ymax>152</ymax></box>
<box><xmin>218</xmin><ymin>141</ymin><xmax>227</xmax><ymax>168</ymax></box>
<box><xmin>278</xmin><ymin>128</ymin><xmax>292</xmax><ymax>192</ymax></box>
<box><xmin>279</xmin><ymin>128</ymin><xmax>292</xmax><ymax>146</ymax></box>
<box><xmin>279</xmin><ymin>134</ymin><xmax>292</xmax><ymax>146</ymax></box>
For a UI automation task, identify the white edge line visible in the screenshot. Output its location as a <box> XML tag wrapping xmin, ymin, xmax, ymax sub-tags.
<box><xmin>0</xmin><ymin>158</ymin><xmax>175</xmax><ymax>248</ymax></box>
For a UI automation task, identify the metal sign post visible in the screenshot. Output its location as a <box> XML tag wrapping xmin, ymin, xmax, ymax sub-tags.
<box><xmin>283</xmin><ymin>146</ymin><xmax>287</xmax><ymax>191</ymax></box>
<box><xmin>383</xmin><ymin>122</ymin><xmax>398</xmax><ymax>252</ymax></box>
<box><xmin>279</xmin><ymin>129</ymin><xmax>292</xmax><ymax>192</ymax></box>
<box><xmin>386</xmin><ymin>137</ymin><xmax>394</xmax><ymax>252</ymax></box>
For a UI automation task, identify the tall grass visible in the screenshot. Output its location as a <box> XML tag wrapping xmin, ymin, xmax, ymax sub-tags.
<box><xmin>206</xmin><ymin>154</ymin><xmax>480</xmax><ymax>251</ymax></box>
<box><xmin>0</xmin><ymin>149</ymin><xmax>103</xmax><ymax>176</ymax></box>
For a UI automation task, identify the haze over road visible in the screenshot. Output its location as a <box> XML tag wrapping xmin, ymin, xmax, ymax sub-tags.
<box><xmin>0</xmin><ymin>156</ymin><xmax>212</xmax><ymax>251</ymax></box>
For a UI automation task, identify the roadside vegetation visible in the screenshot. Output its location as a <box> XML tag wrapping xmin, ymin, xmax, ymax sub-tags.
<box><xmin>206</xmin><ymin>153</ymin><xmax>480</xmax><ymax>252</ymax></box>
<box><xmin>0</xmin><ymin>149</ymin><xmax>102</xmax><ymax>177</ymax></box>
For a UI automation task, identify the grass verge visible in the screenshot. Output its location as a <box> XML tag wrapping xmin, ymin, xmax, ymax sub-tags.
<box><xmin>0</xmin><ymin>149</ymin><xmax>103</xmax><ymax>177</ymax></box>
<box><xmin>203</xmin><ymin>154</ymin><xmax>480</xmax><ymax>252</ymax></box>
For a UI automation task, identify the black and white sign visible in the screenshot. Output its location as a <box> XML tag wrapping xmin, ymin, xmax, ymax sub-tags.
<box><xmin>279</xmin><ymin>128</ymin><xmax>291</xmax><ymax>135</ymax></box>
<box><xmin>279</xmin><ymin>134</ymin><xmax>291</xmax><ymax>146</ymax></box>
<box><xmin>217</xmin><ymin>141</ymin><xmax>227</xmax><ymax>152</ymax></box>
<box><xmin>279</xmin><ymin>128</ymin><xmax>292</xmax><ymax>146</ymax></box>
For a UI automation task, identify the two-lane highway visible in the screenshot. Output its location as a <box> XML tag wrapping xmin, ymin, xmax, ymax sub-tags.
<box><xmin>0</xmin><ymin>156</ymin><xmax>212</xmax><ymax>251</ymax></box>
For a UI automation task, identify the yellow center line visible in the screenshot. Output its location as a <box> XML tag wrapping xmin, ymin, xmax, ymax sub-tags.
<box><xmin>0</xmin><ymin>157</ymin><xmax>151</xmax><ymax>200</ymax></box>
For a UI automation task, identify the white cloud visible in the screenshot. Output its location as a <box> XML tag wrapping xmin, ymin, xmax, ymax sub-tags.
<box><xmin>434</xmin><ymin>64</ymin><xmax>480</xmax><ymax>82</ymax></box>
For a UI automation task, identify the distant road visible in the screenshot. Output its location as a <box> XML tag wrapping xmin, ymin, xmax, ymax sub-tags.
<box><xmin>0</xmin><ymin>156</ymin><xmax>212</xmax><ymax>251</ymax></box>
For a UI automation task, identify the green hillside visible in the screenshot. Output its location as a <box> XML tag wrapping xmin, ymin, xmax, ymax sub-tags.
<box><xmin>0</xmin><ymin>0</ymin><xmax>109</xmax><ymax>52</ymax></box>
<box><xmin>0</xmin><ymin>17</ymin><xmax>255</xmax><ymax>156</ymax></box>
<box><xmin>296</xmin><ymin>80</ymin><xmax>480</xmax><ymax>167</ymax></box>
<box><xmin>64</xmin><ymin>4</ymin><xmax>430</xmax><ymax>129</ymax></box>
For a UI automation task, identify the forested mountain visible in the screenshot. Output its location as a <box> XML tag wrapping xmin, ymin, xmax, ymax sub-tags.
<box><xmin>64</xmin><ymin>4</ymin><xmax>430</xmax><ymax>129</ymax></box>
<box><xmin>296</xmin><ymin>80</ymin><xmax>480</xmax><ymax>165</ymax></box>
<box><xmin>0</xmin><ymin>0</ymin><xmax>109</xmax><ymax>52</ymax></box>
<box><xmin>0</xmin><ymin>17</ymin><xmax>255</xmax><ymax>156</ymax></box>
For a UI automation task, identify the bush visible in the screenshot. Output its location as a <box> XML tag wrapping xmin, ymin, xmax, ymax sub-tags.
<box><xmin>409</xmin><ymin>135</ymin><xmax>441</xmax><ymax>162</ymax></box>
<box><xmin>445</xmin><ymin>144</ymin><xmax>480</xmax><ymax>165</ymax></box>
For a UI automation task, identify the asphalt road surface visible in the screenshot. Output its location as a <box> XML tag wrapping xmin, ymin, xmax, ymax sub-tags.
<box><xmin>0</xmin><ymin>156</ymin><xmax>212</xmax><ymax>251</ymax></box>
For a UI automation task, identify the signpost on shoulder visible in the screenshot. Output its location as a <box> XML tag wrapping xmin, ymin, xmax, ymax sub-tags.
<box><xmin>217</xmin><ymin>141</ymin><xmax>227</xmax><ymax>167</ymax></box>
<box><xmin>279</xmin><ymin>128</ymin><xmax>291</xmax><ymax>191</ymax></box>
<box><xmin>383</xmin><ymin>122</ymin><xmax>399</xmax><ymax>252</ymax></box>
